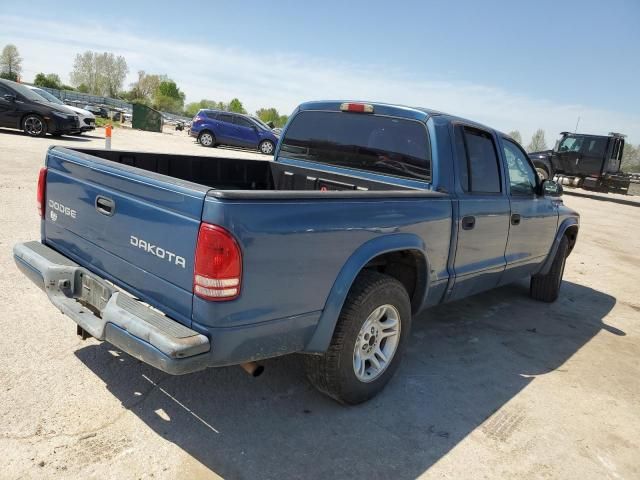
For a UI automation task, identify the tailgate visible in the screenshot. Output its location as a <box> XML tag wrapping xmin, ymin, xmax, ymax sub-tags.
<box><xmin>43</xmin><ymin>147</ymin><xmax>208</xmax><ymax>326</ymax></box>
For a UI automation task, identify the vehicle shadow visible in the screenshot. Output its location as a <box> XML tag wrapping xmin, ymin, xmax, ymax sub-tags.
<box><xmin>0</xmin><ymin>128</ymin><xmax>92</xmax><ymax>142</ymax></box>
<box><xmin>74</xmin><ymin>280</ymin><xmax>617</xmax><ymax>479</ymax></box>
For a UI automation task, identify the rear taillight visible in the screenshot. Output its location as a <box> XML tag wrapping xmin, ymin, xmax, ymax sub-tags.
<box><xmin>37</xmin><ymin>167</ymin><xmax>47</xmax><ymax>218</ymax></box>
<box><xmin>194</xmin><ymin>223</ymin><xmax>242</xmax><ymax>301</ymax></box>
<box><xmin>193</xmin><ymin>115</ymin><xmax>203</xmax><ymax>123</ymax></box>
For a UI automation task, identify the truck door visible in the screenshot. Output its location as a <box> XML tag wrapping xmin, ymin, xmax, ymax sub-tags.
<box><xmin>555</xmin><ymin>134</ymin><xmax>583</xmax><ymax>175</ymax></box>
<box><xmin>449</xmin><ymin>125</ymin><xmax>510</xmax><ymax>301</ymax></box>
<box><xmin>499</xmin><ymin>138</ymin><xmax>558</xmax><ymax>284</ymax></box>
<box><xmin>578</xmin><ymin>136</ymin><xmax>609</xmax><ymax>176</ymax></box>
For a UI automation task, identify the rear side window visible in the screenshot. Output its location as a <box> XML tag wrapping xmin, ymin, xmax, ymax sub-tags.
<box><xmin>204</xmin><ymin>111</ymin><xmax>218</xmax><ymax>119</ymax></box>
<box><xmin>455</xmin><ymin>126</ymin><xmax>501</xmax><ymax>193</ymax></box>
<box><xmin>584</xmin><ymin>137</ymin><xmax>607</xmax><ymax>157</ymax></box>
<box><xmin>280</xmin><ymin>111</ymin><xmax>431</xmax><ymax>181</ymax></box>
<box><xmin>218</xmin><ymin>113</ymin><xmax>233</xmax><ymax>123</ymax></box>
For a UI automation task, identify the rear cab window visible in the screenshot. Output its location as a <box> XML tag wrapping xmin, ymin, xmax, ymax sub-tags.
<box><xmin>280</xmin><ymin>110</ymin><xmax>431</xmax><ymax>182</ymax></box>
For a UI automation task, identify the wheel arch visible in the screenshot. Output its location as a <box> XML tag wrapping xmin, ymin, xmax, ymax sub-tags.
<box><xmin>537</xmin><ymin>218</ymin><xmax>579</xmax><ymax>276</ymax></box>
<box><xmin>303</xmin><ymin>233</ymin><xmax>429</xmax><ymax>353</ymax></box>
<box><xmin>19</xmin><ymin>111</ymin><xmax>44</xmax><ymax>129</ymax></box>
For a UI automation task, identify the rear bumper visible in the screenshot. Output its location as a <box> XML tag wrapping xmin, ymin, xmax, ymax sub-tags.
<box><xmin>13</xmin><ymin>241</ymin><xmax>321</xmax><ymax>374</ymax></box>
<box><xmin>13</xmin><ymin>241</ymin><xmax>211</xmax><ymax>375</ymax></box>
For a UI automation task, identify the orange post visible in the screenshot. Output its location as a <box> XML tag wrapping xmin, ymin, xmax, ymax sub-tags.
<box><xmin>105</xmin><ymin>124</ymin><xmax>112</xmax><ymax>149</ymax></box>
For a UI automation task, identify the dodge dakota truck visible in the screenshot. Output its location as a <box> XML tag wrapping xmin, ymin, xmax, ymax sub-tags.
<box><xmin>14</xmin><ymin>101</ymin><xmax>579</xmax><ymax>404</ymax></box>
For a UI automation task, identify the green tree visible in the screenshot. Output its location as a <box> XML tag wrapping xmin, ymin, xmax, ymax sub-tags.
<box><xmin>228</xmin><ymin>98</ymin><xmax>246</xmax><ymax>114</ymax></box>
<box><xmin>185</xmin><ymin>99</ymin><xmax>220</xmax><ymax>117</ymax></box>
<box><xmin>621</xmin><ymin>143</ymin><xmax>640</xmax><ymax>172</ymax></box>
<box><xmin>508</xmin><ymin>130</ymin><xmax>523</xmax><ymax>145</ymax></box>
<box><xmin>77</xmin><ymin>83</ymin><xmax>90</xmax><ymax>93</ymax></box>
<box><xmin>527</xmin><ymin>129</ymin><xmax>548</xmax><ymax>153</ymax></box>
<box><xmin>256</xmin><ymin>107</ymin><xmax>288</xmax><ymax>128</ymax></box>
<box><xmin>153</xmin><ymin>80</ymin><xmax>185</xmax><ymax>114</ymax></box>
<box><xmin>33</xmin><ymin>73</ymin><xmax>62</xmax><ymax>89</ymax></box>
<box><xmin>128</xmin><ymin>71</ymin><xmax>164</xmax><ymax>102</ymax></box>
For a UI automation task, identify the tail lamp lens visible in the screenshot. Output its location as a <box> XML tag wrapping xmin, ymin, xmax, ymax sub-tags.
<box><xmin>194</xmin><ymin>223</ymin><xmax>242</xmax><ymax>301</ymax></box>
<box><xmin>37</xmin><ymin>167</ymin><xmax>47</xmax><ymax>218</ymax></box>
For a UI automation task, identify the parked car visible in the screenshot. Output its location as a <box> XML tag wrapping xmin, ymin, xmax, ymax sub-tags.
<box><xmin>83</xmin><ymin>105</ymin><xmax>109</xmax><ymax>118</ymax></box>
<box><xmin>189</xmin><ymin>109</ymin><xmax>280</xmax><ymax>155</ymax></box>
<box><xmin>26</xmin><ymin>86</ymin><xmax>95</xmax><ymax>134</ymax></box>
<box><xmin>13</xmin><ymin>100</ymin><xmax>578</xmax><ymax>404</ymax></box>
<box><xmin>0</xmin><ymin>79</ymin><xmax>79</xmax><ymax>137</ymax></box>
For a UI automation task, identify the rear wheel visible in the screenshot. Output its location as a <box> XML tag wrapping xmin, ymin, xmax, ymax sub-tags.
<box><xmin>304</xmin><ymin>271</ymin><xmax>411</xmax><ymax>404</ymax></box>
<box><xmin>259</xmin><ymin>140</ymin><xmax>275</xmax><ymax>155</ymax></box>
<box><xmin>198</xmin><ymin>131</ymin><xmax>215</xmax><ymax>147</ymax></box>
<box><xmin>23</xmin><ymin>114</ymin><xmax>47</xmax><ymax>137</ymax></box>
<box><xmin>530</xmin><ymin>236</ymin><xmax>568</xmax><ymax>302</ymax></box>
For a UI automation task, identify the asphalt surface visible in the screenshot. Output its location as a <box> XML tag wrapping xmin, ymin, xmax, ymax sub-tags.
<box><xmin>1</xmin><ymin>127</ymin><xmax>639</xmax><ymax>479</ymax></box>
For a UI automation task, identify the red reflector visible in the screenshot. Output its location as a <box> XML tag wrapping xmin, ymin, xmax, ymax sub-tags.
<box><xmin>340</xmin><ymin>102</ymin><xmax>374</xmax><ymax>113</ymax></box>
<box><xmin>194</xmin><ymin>223</ymin><xmax>242</xmax><ymax>301</ymax></box>
<box><xmin>37</xmin><ymin>167</ymin><xmax>47</xmax><ymax>218</ymax></box>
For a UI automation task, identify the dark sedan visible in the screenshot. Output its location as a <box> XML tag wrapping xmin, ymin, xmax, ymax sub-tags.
<box><xmin>0</xmin><ymin>79</ymin><xmax>79</xmax><ymax>137</ymax></box>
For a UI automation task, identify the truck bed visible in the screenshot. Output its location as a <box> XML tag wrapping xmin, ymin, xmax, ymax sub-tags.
<box><xmin>70</xmin><ymin>148</ymin><xmax>424</xmax><ymax>195</ymax></box>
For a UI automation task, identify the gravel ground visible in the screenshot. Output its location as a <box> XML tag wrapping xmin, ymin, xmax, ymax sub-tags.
<box><xmin>1</xmin><ymin>127</ymin><xmax>639</xmax><ymax>480</ymax></box>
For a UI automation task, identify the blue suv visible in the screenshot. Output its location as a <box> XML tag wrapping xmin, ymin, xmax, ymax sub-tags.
<box><xmin>189</xmin><ymin>110</ymin><xmax>279</xmax><ymax>155</ymax></box>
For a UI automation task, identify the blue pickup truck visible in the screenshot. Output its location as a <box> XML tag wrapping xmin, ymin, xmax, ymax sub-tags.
<box><xmin>14</xmin><ymin>101</ymin><xmax>579</xmax><ymax>404</ymax></box>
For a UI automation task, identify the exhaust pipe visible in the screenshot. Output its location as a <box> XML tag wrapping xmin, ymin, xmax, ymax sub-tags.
<box><xmin>240</xmin><ymin>361</ymin><xmax>264</xmax><ymax>377</ymax></box>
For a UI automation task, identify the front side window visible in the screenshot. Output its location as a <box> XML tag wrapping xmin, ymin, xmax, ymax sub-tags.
<box><xmin>503</xmin><ymin>138</ymin><xmax>537</xmax><ymax>195</ymax></box>
<box><xmin>558</xmin><ymin>136</ymin><xmax>583</xmax><ymax>152</ymax></box>
<box><xmin>280</xmin><ymin>110</ymin><xmax>431</xmax><ymax>181</ymax></box>
<box><xmin>234</xmin><ymin>116</ymin><xmax>254</xmax><ymax>128</ymax></box>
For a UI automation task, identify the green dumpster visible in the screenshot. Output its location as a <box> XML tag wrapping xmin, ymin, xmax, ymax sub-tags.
<box><xmin>132</xmin><ymin>103</ymin><xmax>163</xmax><ymax>133</ymax></box>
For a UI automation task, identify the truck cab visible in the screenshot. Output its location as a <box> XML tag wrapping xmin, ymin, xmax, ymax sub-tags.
<box><xmin>530</xmin><ymin>132</ymin><xmax>629</xmax><ymax>193</ymax></box>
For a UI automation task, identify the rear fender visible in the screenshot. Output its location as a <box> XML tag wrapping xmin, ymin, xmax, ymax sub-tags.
<box><xmin>304</xmin><ymin>233</ymin><xmax>428</xmax><ymax>353</ymax></box>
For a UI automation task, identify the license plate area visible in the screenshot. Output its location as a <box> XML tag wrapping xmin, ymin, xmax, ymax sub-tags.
<box><xmin>79</xmin><ymin>272</ymin><xmax>112</xmax><ymax>313</ymax></box>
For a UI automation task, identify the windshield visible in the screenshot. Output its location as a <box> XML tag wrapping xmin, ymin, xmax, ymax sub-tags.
<box><xmin>250</xmin><ymin>116</ymin><xmax>271</xmax><ymax>130</ymax></box>
<box><xmin>7</xmin><ymin>82</ymin><xmax>49</xmax><ymax>102</ymax></box>
<box><xmin>280</xmin><ymin>110</ymin><xmax>431</xmax><ymax>181</ymax></box>
<box><xmin>30</xmin><ymin>87</ymin><xmax>64</xmax><ymax>105</ymax></box>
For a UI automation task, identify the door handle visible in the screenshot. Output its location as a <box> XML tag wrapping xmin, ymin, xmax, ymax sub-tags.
<box><xmin>461</xmin><ymin>216</ymin><xmax>475</xmax><ymax>230</ymax></box>
<box><xmin>95</xmin><ymin>196</ymin><xmax>115</xmax><ymax>216</ymax></box>
<box><xmin>511</xmin><ymin>214</ymin><xmax>521</xmax><ymax>225</ymax></box>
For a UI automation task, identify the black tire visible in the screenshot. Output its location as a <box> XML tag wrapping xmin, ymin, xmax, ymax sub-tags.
<box><xmin>198</xmin><ymin>131</ymin><xmax>215</xmax><ymax>147</ymax></box>
<box><xmin>23</xmin><ymin>114</ymin><xmax>47</xmax><ymax>137</ymax></box>
<box><xmin>304</xmin><ymin>271</ymin><xmax>411</xmax><ymax>405</ymax></box>
<box><xmin>530</xmin><ymin>236</ymin><xmax>568</xmax><ymax>302</ymax></box>
<box><xmin>258</xmin><ymin>140</ymin><xmax>275</xmax><ymax>155</ymax></box>
<box><xmin>536</xmin><ymin>167</ymin><xmax>549</xmax><ymax>181</ymax></box>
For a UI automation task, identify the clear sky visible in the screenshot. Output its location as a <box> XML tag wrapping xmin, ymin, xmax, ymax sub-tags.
<box><xmin>1</xmin><ymin>0</ymin><xmax>639</xmax><ymax>143</ymax></box>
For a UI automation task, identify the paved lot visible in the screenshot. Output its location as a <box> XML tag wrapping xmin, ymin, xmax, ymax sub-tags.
<box><xmin>1</xmin><ymin>127</ymin><xmax>639</xmax><ymax>479</ymax></box>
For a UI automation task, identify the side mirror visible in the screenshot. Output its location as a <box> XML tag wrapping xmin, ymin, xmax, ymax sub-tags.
<box><xmin>542</xmin><ymin>179</ymin><xmax>563</xmax><ymax>197</ymax></box>
<box><xmin>2</xmin><ymin>93</ymin><xmax>16</xmax><ymax>102</ymax></box>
